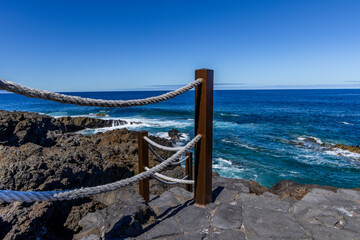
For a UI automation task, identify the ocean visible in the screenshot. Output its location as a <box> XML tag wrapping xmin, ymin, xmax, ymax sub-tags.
<box><xmin>1</xmin><ymin>89</ymin><xmax>359</xmax><ymax>189</ymax></box>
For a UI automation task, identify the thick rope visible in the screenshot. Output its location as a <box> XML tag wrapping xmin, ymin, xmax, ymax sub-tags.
<box><xmin>0</xmin><ymin>78</ymin><xmax>202</xmax><ymax>108</ymax></box>
<box><xmin>151</xmin><ymin>175</ymin><xmax>180</xmax><ymax>185</ymax></box>
<box><xmin>0</xmin><ymin>135</ymin><xmax>201</xmax><ymax>203</ymax></box>
<box><xmin>151</xmin><ymin>173</ymin><xmax>189</xmax><ymax>185</ymax></box>
<box><xmin>145</xmin><ymin>167</ymin><xmax>193</xmax><ymax>185</ymax></box>
<box><xmin>148</xmin><ymin>145</ymin><xmax>188</xmax><ymax>165</ymax></box>
<box><xmin>144</xmin><ymin>136</ymin><xmax>183</xmax><ymax>152</ymax></box>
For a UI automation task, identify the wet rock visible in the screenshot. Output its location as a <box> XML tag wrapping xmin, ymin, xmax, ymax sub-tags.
<box><xmin>58</xmin><ymin>116</ymin><xmax>122</xmax><ymax>132</ymax></box>
<box><xmin>290</xmin><ymin>140</ymin><xmax>304</xmax><ymax>146</ymax></box>
<box><xmin>168</xmin><ymin>128</ymin><xmax>182</xmax><ymax>142</ymax></box>
<box><xmin>331</xmin><ymin>144</ymin><xmax>360</xmax><ymax>154</ymax></box>
<box><xmin>249</xmin><ymin>180</ymin><xmax>268</xmax><ymax>195</ymax></box>
<box><xmin>269</xmin><ymin>180</ymin><xmax>338</xmax><ymax>201</ymax></box>
<box><xmin>296</xmin><ymin>137</ymin><xmax>326</xmax><ymax>146</ymax></box>
<box><xmin>306</xmin><ymin>137</ymin><xmax>320</xmax><ymax>144</ymax></box>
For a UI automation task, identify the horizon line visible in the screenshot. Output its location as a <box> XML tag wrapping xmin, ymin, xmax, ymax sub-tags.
<box><xmin>3</xmin><ymin>88</ymin><xmax>360</xmax><ymax>94</ymax></box>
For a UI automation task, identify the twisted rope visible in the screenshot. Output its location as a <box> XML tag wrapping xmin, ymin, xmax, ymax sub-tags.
<box><xmin>148</xmin><ymin>145</ymin><xmax>188</xmax><ymax>165</ymax></box>
<box><xmin>144</xmin><ymin>136</ymin><xmax>183</xmax><ymax>152</ymax></box>
<box><xmin>0</xmin><ymin>135</ymin><xmax>201</xmax><ymax>203</ymax></box>
<box><xmin>151</xmin><ymin>173</ymin><xmax>189</xmax><ymax>185</ymax></box>
<box><xmin>145</xmin><ymin>167</ymin><xmax>193</xmax><ymax>185</ymax></box>
<box><xmin>0</xmin><ymin>78</ymin><xmax>202</xmax><ymax>108</ymax></box>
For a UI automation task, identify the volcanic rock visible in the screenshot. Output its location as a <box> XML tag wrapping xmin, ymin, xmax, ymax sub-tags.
<box><xmin>268</xmin><ymin>180</ymin><xmax>338</xmax><ymax>201</ymax></box>
<box><xmin>331</xmin><ymin>144</ymin><xmax>360</xmax><ymax>154</ymax></box>
<box><xmin>57</xmin><ymin>116</ymin><xmax>122</xmax><ymax>132</ymax></box>
<box><xmin>168</xmin><ymin>128</ymin><xmax>182</xmax><ymax>142</ymax></box>
<box><xmin>0</xmin><ymin>110</ymin><xmax>65</xmax><ymax>147</ymax></box>
<box><xmin>0</xmin><ymin>110</ymin><xmax>180</xmax><ymax>239</ymax></box>
<box><xmin>249</xmin><ymin>180</ymin><xmax>268</xmax><ymax>195</ymax></box>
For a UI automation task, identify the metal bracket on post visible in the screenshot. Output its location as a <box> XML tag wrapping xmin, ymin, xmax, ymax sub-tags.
<box><xmin>194</xmin><ymin>69</ymin><xmax>214</xmax><ymax>205</ymax></box>
<box><xmin>138</xmin><ymin>131</ymin><xmax>149</xmax><ymax>202</ymax></box>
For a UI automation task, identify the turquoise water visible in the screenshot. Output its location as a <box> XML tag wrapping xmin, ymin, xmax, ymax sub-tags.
<box><xmin>1</xmin><ymin>89</ymin><xmax>360</xmax><ymax>188</ymax></box>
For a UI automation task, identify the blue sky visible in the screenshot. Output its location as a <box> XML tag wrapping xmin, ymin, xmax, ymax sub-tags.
<box><xmin>0</xmin><ymin>0</ymin><xmax>359</xmax><ymax>91</ymax></box>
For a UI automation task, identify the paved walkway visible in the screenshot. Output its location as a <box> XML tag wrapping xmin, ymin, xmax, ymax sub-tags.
<box><xmin>76</xmin><ymin>176</ymin><xmax>360</xmax><ymax>240</ymax></box>
<box><xmin>139</xmin><ymin>177</ymin><xmax>360</xmax><ymax>240</ymax></box>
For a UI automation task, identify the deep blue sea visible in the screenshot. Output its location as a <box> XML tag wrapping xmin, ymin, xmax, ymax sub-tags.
<box><xmin>1</xmin><ymin>89</ymin><xmax>360</xmax><ymax>189</ymax></box>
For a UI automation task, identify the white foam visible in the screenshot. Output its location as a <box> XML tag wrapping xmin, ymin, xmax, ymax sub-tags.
<box><xmin>109</xmin><ymin>117</ymin><xmax>193</xmax><ymax>129</ymax></box>
<box><xmin>279</xmin><ymin>170</ymin><xmax>300</xmax><ymax>177</ymax></box>
<box><xmin>221</xmin><ymin>139</ymin><xmax>257</xmax><ymax>150</ymax></box>
<box><xmin>220</xmin><ymin>113</ymin><xmax>240</xmax><ymax>117</ymax></box>
<box><xmin>153</xmin><ymin>131</ymin><xmax>189</xmax><ymax>144</ymax></box>
<box><xmin>324</xmin><ymin>148</ymin><xmax>360</xmax><ymax>160</ymax></box>
<box><xmin>215</xmin><ymin>157</ymin><xmax>232</xmax><ymax>165</ymax></box>
<box><xmin>297</xmin><ymin>136</ymin><xmax>323</xmax><ymax>145</ymax></box>
<box><xmin>238</xmin><ymin>143</ymin><xmax>256</xmax><ymax>150</ymax></box>
<box><xmin>341</xmin><ymin>122</ymin><xmax>353</xmax><ymax>125</ymax></box>
<box><xmin>77</xmin><ymin>116</ymin><xmax>193</xmax><ymax>134</ymax></box>
<box><xmin>155</xmin><ymin>132</ymin><xmax>171</xmax><ymax>140</ymax></box>
<box><xmin>293</xmin><ymin>149</ymin><xmax>355</xmax><ymax>168</ymax></box>
<box><xmin>212</xmin><ymin>158</ymin><xmax>246</xmax><ymax>178</ymax></box>
<box><xmin>213</xmin><ymin>121</ymin><xmax>239</xmax><ymax>129</ymax></box>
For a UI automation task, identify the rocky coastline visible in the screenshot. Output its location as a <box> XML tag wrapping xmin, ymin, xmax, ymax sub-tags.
<box><xmin>0</xmin><ymin>110</ymin><xmax>358</xmax><ymax>239</ymax></box>
<box><xmin>290</xmin><ymin>137</ymin><xmax>360</xmax><ymax>161</ymax></box>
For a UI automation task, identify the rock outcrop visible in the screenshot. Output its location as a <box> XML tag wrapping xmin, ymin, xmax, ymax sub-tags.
<box><xmin>57</xmin><ymin>116</ymin><xmax>117</xmax><ymax>132</ymax></box>
<box><xmin>168</xmin><ymin>128</ymin><xmax>182</xmax><ymax>142</ymax></box>
<box><xmin>331</xmin><ymin>144</ymin><xmax>360</xmax><ymax>154</ymax></box>
<box><xmin>268</xmin><ymin>180</ymin><xmax>338</xmax><ymax>200</ymax></box>
<box><xmin>0</xmin><ymin>110</ymin><xmax>65</xmax><ymax>147</ymax></box>
<box><xmin>0</xmin><ymin>110</ymin><xmax>181</xmax><ymax>239</ymax></box>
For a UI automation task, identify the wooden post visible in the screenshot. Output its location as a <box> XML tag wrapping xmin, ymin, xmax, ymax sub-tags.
<box><xmin>194</xmin><ymin>69</ymin><xmax>213</xmax><ymax>205</ymax></box>
<box><xmin>185</xmin><ymin>152</ymin><xmax>193</xmax><ymax>192</ymax></box>
<box><xmin>138</xmin><ymin>131</ymin><xmax>149</xmax><ymax>202</ymax></box>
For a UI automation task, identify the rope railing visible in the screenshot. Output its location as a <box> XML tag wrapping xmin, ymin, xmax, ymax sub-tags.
<box><xmin>0</xmin><ymin>68</ymin><xmax>213</xmax><ymax>206</ymax></box>
<box><xmin>151</xmin><ymin>175</ymin><xmax>180</xmax><ymax>185</ymax></box>
<box><xmin>0</xmin><ymin>78</ymin><xmax>202</xmax><ymax>108</ymax></box>
<box><xmin>145</xmin><ymin>167</ymin><xmax>194</xmax><ymax>185</ymax></box>
<box><xmin>148</xmin><ymin>144</ymin><xmax>188</xmax><ymax>165</ymax></box>
<box><xmin>144</xmin><ymin>136</ymin><xmax>183</xmax><ymax>152</ymax></box>
<box><xmin>0</xmin><ymin>135</ymin><xmax>201</xmax><ymax>203</ymax></box>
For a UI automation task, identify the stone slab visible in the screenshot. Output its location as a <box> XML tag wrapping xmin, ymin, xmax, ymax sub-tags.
<box><xmin>211</xmin><ymin>204</ymin><xmax>242</xmax><ymax>230</ymax></box>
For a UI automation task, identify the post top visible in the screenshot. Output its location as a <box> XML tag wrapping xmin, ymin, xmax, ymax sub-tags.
<box><xmin>195</xmin><ymin>68</ymin><xmax>214</xmax><ymax>71</ymax></box>
<box><xmin>138</xmin><ymin>131</ymin><xmax>148</xmax><ymax>136</ymax></box>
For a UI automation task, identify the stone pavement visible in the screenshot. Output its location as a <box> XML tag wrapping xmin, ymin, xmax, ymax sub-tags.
<box><xmin>76</xmin><ymin>176</ymin><xmax>360</xmax><ymax>240</ymax></box>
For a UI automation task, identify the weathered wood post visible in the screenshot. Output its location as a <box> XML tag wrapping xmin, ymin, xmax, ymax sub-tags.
<box><xmin>185</xmin><ymin>152</ymin><xmax>193</xmax><ymax>192</ymax></box>
<box><xmin>194</xmin><ymin>69</ymin><xmax>213</xmax><ymax>205</ymax></box>
<box><xmin>138</xmin><ymin>131</ymin><xmax>149</xmax><ymax>202</ymax></box>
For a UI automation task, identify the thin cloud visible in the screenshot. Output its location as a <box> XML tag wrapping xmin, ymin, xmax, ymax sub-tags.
<box><xmin>149</xmin><ymin>84</ymin><xmax>186</xmax><ymax>89</ymax></box>
<box><xmin>215</xmin><ymin>83</ymin><xmax>246</xmax><ymax>86</ymax></box>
